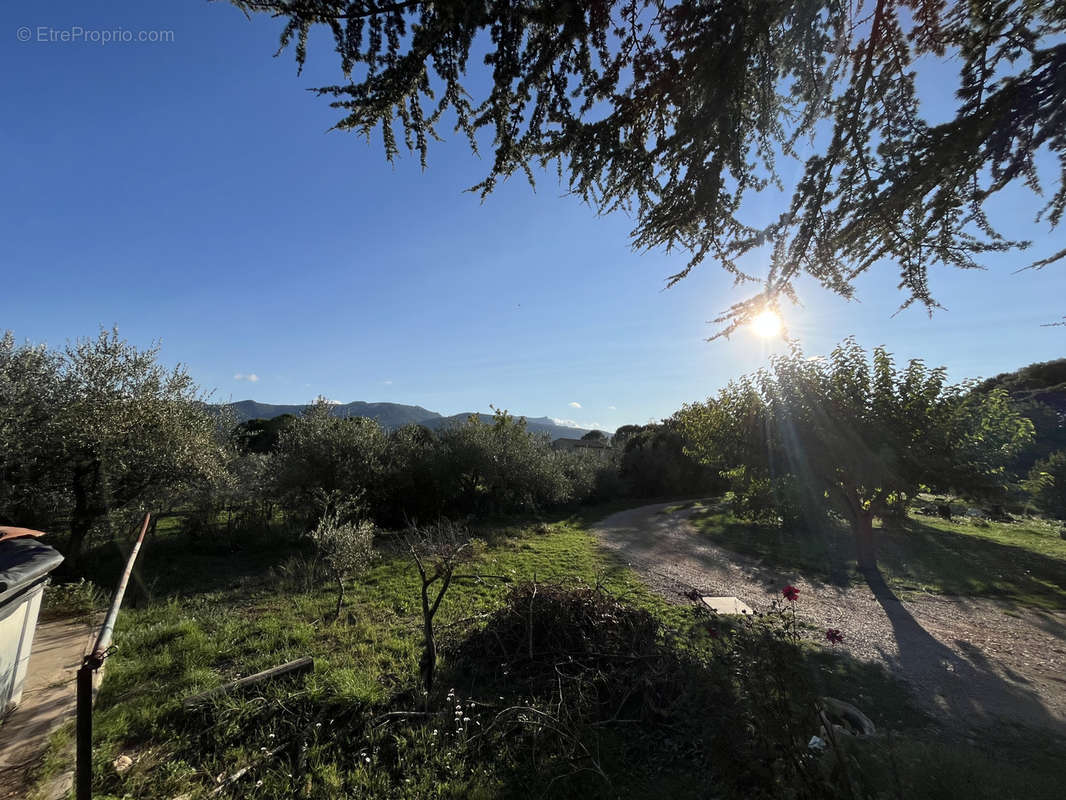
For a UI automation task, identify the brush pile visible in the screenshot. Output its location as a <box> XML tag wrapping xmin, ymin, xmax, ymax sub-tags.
<box><xmin>451</xmin><ymin>582</ymin><xmax>701</xmax><ymax>721</ymax></box>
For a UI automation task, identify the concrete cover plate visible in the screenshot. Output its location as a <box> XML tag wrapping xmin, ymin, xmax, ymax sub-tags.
<box><xmin>700</xmin><ymin>596</ymin><xmax>753</xmax><ymax>615</ymax></box>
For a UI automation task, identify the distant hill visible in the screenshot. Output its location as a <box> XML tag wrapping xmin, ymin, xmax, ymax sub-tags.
<box><xmin>974</xmin><ymin>358</ymin><xmax>1066</xmax><ymax>413</ymax></box>
<box><xmin>220</xmin><ymin>401</ymin><xmax>590</xmax><ymax>440</ymax></box>
<box><xmin>226</xmin><ymin>400</ymin><xmax>442</xmax><ymax>429</ymax></box>
<box><xmin>423</xmin><ymin>413</ymin><xmax>591</xmax><ymax>440</ymax></box>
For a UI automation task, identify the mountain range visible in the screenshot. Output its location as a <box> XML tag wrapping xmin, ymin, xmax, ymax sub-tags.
<box><xmin>223</xmin><ymin>400</ymin><xmax>594</xmax><ymax>440</ymax></box>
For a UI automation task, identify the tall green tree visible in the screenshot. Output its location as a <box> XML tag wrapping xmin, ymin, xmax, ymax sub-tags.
<box><xmin>436</xmin><ymin>408</ymin><xmax>569</xmax><ymax>513</ymax></box>
<box><xmin>1025</xmin><ymin>450</ymin><xmax>1066</xmax><ymax>520</ymax></box>
<box><xmin>619</xmin><ymin>421</ymin><xmax>722</xmax><ymax>499</ymax></box>
<box><xmin>273</xmin><ymin>398</ymin><xmax>390</xmax><ymax>525</ymax></box>
<box><xmin>380</xmin><ymin>423</ymin><xmax>445</xmax><ymax>524</ymax></box>
<box><xmin>0</xmin><ymin>334</ymin><xmax>64</xmax><ymax>528</ymax></box>
<box><xmin>677</xmin><ymin>339</ymin><xmax>1034</xmax><ymax>570</ymax></box>
<box><xmin>0</xmin><ymin>329</ymin><xmax>230</xmax><ymax>565</ymax></box>
<box><xmin>231</xmin><ymin>0</ymin><xmax>1065</xmax><ymax>333</ymax></box>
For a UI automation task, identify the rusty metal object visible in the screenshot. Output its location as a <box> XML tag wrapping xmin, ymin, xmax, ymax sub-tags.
<box><xmin>0</xmin><ymin>526</ymin><xmax>47</xmax><ymax>542</ymax></box>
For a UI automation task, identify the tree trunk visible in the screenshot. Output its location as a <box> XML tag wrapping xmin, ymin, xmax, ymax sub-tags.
<box><xmin>334</xmin><ymin>575</ymin><xmax>345</xmax><ymax>622</ymax></box>
<box><xmin>68</xmin><ymin>461</ymin><xmax>100</xmax><ymax>570</ymax></box>
<box><xmin>419</xmin><ymin>584</ymin><xmax>437</xmax><ymax>695</ymax></box>
<box><xmin>854</xmin><ymin>512</ymin><xmax>877</xmax><ymax>573</ymax></box>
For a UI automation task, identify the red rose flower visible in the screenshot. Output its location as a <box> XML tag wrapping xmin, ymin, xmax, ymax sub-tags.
<box><xmin>825</xmin><ymin>628</ymin><xmax>845</xmax><ymax>645</ymax></box>
<box><xmin>782</xmin><ymin>585</ymin><xmax>800</xmax><ymax>602</ymax></box>
<box><xmin>704</xmin><ymin>623</ymin><xmax>719</xmax><ymax>638</ymax></box>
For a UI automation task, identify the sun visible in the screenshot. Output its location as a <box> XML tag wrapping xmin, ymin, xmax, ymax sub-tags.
<box><xmin>750</xmin><ymin>309</ymin><xmax>783</xmax><ymax>338</ymax></box>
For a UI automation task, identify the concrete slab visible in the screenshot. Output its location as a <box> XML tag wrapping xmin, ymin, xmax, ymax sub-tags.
<box><xmin>0</xmin><ymin>616</ymin><xmax>97</xmax><ymax>798</ymax></box>
<box><xmin>700</xmin><ymin>596</ymin><xmax>754</xmax><ymax>615</ymax></box>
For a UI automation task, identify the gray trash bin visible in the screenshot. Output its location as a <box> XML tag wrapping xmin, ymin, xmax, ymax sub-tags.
<box><xmin>0</xmin><ymin>536</ymin><xmax>65</xmax><ymax>716</ymax></box>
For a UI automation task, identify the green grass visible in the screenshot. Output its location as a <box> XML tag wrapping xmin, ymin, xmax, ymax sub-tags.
<box><xmin>40</xmin><ymin>579</ymin><xmax>103</xmax><ymax>622</ymax></box>
<box><xmin>74</xmin><ymin>507</ymin><xmax>686</xmax><ymax>799</ymax></box>
<box><xmin>687</xmin><ymin>500</ymin><xmax>1066</xmax><ymax>608</ymax></box>
<box><xmin>25</xmin><ymin>722</ymin><xmax>75</xmax><ymax>800</ymax></box>
<box><xmin>41</xmin><ymin>502</ymin><xmax>1066</xmax><ymax>799</ymax></box>
<box><xmin>844</xmin><ymin>723</ymin><xmax>1066</xmax><ymax>800</ymax></box>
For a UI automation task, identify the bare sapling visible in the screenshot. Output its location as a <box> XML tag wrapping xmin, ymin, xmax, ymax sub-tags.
<box><xmin>405</xmin><ymin>521</ymin><xmax>482</xmax><ymax>696</ymax></box>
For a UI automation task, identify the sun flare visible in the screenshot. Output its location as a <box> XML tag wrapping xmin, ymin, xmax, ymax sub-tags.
<box><xmin>750</xmin><ymin>310</ymin><xmax>783</xmax><ymax>338</ymax></box>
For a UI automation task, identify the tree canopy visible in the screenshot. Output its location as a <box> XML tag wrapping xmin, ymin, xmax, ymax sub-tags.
<box><xmin>676</xmin><ymin>338</ymin><xmax>1034</xmax><ymax>568</ymax></box>
<box><xmin>232</xmin><ymin>0</ymin><xmax>1065</xmax><ymax>334</ymax></box>
<box><xmin>0</xmin><ymin>329</ymin><xmax>229</xmax><ymax>563</ymax></box>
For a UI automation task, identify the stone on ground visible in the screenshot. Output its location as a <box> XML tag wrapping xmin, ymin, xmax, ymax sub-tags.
<box><xmin>700</xmin><ymin>596</ymin><xmax>754</xmax><ymax>615</ymax></box>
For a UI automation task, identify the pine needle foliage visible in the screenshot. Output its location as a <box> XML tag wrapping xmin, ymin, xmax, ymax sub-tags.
<box><xmin>231</xmin><ymin>0</ymin><xmax>1065</xmax><ymax>334</ymax></box>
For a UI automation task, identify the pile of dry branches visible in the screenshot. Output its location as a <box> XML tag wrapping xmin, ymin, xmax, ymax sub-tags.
<box><xmin>451</xmin><ymin>582</ymin><xmax>696</xmax><ymax>723</ymax></box>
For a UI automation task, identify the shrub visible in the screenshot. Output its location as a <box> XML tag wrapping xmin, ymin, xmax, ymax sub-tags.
<box><xmin>452</xmin><ymin>582</ymin><xmax>664</xmax><ymax>704</ymax></box>
<box><xmin>448</xmin><ymin>581</ymin><xmax>851</xmax><ymax>798</ymax></box>
<box><xmin>273</xmin><ymin>399</ymin><xmax>388</xmax><ymax>527</ymax></box>
<box><xmin>1026</xmin><ymin>449</ymin><xmax>1066</xmax><ymax>519</ymax></box>
<box><xmin>621</xmin><ymin>422</ymin><xmax>724</xmax><ymax>498</ymax></box>
<box><xmin>41</xmin><ymin>578</ymin><xmax>102</xmax><ymax>621</ymax></box>
<box><xmin>308</xmin><ymin>513</ymin><xmax>376</xmax><ymax>620</ymax></box>
<box><xmin>435</xmin><ymin>410</ymin><xmax>570</xmax><ymax>514</ymax></box>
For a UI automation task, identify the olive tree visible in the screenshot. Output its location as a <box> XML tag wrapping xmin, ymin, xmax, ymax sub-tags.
<box><xmin>619</xmin><ymin>421</ymin><xmax>724</xmax><ymax>499</ymax></box>
<box><xmin>404</xmin><ymin>521</ymin><xmax>482</xmax><ymax>695</ymax></box>
<box><xmin>308</xmin><ymin>513</ymin><xmax>377</xmax><ymax>620</ymax></box>
<box><xmin>0</xmin><ymin>333</ymin><xmax>64</xmax><ymax>528</ymax></box>
<box><xmin>379</xmin><ymin>423</ymin><xmax>444</xmax><ymax>525</ymax></box>
<box><xmin>677</xmin><ymin>339</ymin><xmax>1034</xmax><ymax>570</ymax></box>
<box><xmin>0</xmin><ymin>329</ymin><xmax>230</xmax><ymax>566</ymax></box>
<box><xmin>436</xmin><ymin>409</ymin><xmax>570</xmax><ymax>514</ymax></box>
<box><xmin>272</xmin><ymin>398</ymin><xmax>389</xmax><ymax>525</ymax></box>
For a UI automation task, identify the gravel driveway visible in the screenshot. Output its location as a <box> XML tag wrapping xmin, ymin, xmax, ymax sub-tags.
<box><xmin>592</xmin><ymin>502</ymin><xmax>1066</xmax><ymax>733</ymax></box>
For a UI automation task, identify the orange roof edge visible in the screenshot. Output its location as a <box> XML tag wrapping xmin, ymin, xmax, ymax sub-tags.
<box><xmin>0</xmin><ymin>526</ymin><xmax>48</xmax><ymax>542</ymax></box>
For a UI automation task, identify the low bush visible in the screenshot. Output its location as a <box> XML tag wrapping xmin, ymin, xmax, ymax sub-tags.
<box><xmin>41</xmin><ymin>578</ymin><xmax>102</xmax><ymax>621</ymax></box>
<box><xmin>308</xmin><ymin>514</ymin><xmax>377</xmax><ymax>620</ymax></box>
<box><xmin>1026</xmin><ymin>449</ymin><xmax>1066</xmax><ymax>519</ymax></box>
<box><xmin>446</xmin><ymin>582</ymin><xmax>848</xmax><ymax>799</ymax></box>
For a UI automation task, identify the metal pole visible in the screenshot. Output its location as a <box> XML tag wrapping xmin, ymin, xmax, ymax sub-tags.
<box><xmin>76</xmin><ymin>512</ymin><xmax>150</xmax><ymax>800</ymax></box>
<box><xmin>89</xmin><ymin>513</ymin><xmax>151</xmax><ymax>665</ymax></box>
<box><xmin>75</xmin><ymin>664</ymin><xmax>94</xmax><ymax>800</ymax></box>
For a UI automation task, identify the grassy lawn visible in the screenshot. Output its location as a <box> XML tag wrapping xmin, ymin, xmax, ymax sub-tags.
<box><xmin>687</xmin><ymin>499</ymin><xmax>1066</xmax><ymax>608</ymax></box>
<box><xmin>28</xmin><ymin>503</ymin><xmax>1066</xmax><ymax>799</ymax></box>
<box><xmin>34</xmin><ymin>507</ymin><xmax>686</xmax><ymax>799</ymax></box>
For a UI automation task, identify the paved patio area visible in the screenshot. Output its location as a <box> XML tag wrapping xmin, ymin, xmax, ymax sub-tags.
<box><xmin>0</xmin><ymin>616</ymin><xmax>97</xmax><ymax>799</ymax></box>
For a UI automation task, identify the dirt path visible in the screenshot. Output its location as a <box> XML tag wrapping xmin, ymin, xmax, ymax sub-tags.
<box><xmin>593</xmin><ymin>502</ymin><xmax>1066</xmax><ymax>733</ymax></box>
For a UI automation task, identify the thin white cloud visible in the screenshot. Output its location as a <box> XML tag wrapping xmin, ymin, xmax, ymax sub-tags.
<box><xmin>383</xmin><ymin>380</ymin><xmax>393</xmax><ymax>385</ymax></box>
<box><xmin>233</xmin><ymin>373</ymin><xmax>259</xmax><ymax>382</ymax></box>
<box><xmin>568</xmin><ymin>401</ymin><xmax>582</xmax><ymax>409</ymax></box>
<box><xmin>552</xmin><ymin>418</ymin><xmax>608</xmax><ymax>430</ymax></box>
<box><xmin>607</xmin><ymin>405</ymin><xmax>617</xmax><ymax>410</ymax></box>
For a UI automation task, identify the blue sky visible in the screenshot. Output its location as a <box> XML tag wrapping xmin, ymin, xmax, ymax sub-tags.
<box><xmin>2</xmin><ymin>1</ymin><xmax>1063</xmax><ymax>431</ymax></box>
